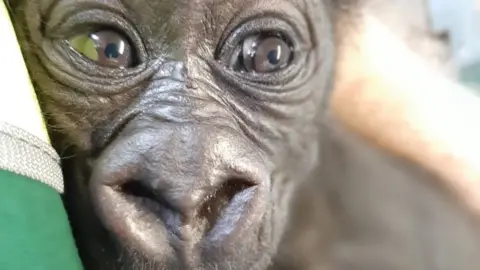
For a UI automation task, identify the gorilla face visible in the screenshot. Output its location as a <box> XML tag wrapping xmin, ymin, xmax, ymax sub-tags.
<box><xmin>8</xmin><ymin>0</ymin><xmax>334</xmax><ymax>268</ymax></box>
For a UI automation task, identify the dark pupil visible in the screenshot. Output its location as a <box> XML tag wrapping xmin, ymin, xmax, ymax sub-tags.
<box><xmin>104</xmin><ymin>43</ymin><xmax>120</xmax><ymax>59</ymax></box>
<box><xmin>250</xmin><ymin>37</ymin><xmax>291</xmax><ymax>73</ymax></box>
<box><xmin>267</xmin><ymin>49</ymin><xmax>280</xmax><ymax>65</ymax></box>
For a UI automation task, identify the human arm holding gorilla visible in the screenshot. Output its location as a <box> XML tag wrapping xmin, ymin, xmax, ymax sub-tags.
<box><xmin>334</xmin><ymin>12</ymin><xmax>480</xmax><ymax>216</ymax></box>
<box><xmin>6</xmin><ymin>0</ymin><xmax>480</xmax><ymax>269</ymax></box>
<box><xmin>275</xmin><ymin>3</ymin><xmax>480</xmax><ymax>270</ymax></box>
<box><xmin>323</xmin><ymin>8</ymin><xmax>480</xmax><ymax>269</ymax></box>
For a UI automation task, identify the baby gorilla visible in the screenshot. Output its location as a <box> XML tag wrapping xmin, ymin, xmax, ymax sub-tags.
<box><xmin>8</xmin><ymin>0</ymin><xmax>334</xmax><ymax>269</ymax></box>
<box><xmin>9</xmin><ymin>0</ymin><xmax>480</xmax><ymax>269</ymax></box>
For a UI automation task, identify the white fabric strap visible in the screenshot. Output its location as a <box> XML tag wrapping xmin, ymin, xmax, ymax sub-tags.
<box><xmin>0</xmin><ymin>121</ymin><xmax>63</xmax><ymax>193</ymax></box>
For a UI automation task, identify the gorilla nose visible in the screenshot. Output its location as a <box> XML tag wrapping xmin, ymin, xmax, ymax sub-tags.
<box><xmin>119</xmin><ymin>175</ymin><xmax>257</xmax><ymax>241</ymax></box>
<box><xmin>89</xmin><ymin>124</ymin><xmax>268</xmax><ymax>256</ymax></box>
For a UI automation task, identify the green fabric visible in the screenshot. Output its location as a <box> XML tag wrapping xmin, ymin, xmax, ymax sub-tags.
<box><xmin>0</xmin><ymin>170</ymin><xmax>83</xmax><ymax>270</ymax></box>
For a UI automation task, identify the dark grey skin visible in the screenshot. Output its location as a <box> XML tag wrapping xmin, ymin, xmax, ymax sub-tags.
<box><xmin>7</xmin><ymin>0</ymin><xmax>480</xmax><ymax>269</ymax></box>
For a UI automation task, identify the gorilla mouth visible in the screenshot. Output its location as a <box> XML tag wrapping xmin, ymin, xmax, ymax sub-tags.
<box><xmin>120</xmin><ymin>179</ymin><xmax>257</xmax><ymax>243</ymax></box>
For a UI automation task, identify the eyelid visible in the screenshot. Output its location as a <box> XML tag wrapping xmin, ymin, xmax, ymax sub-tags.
<box><xmin>43</xmin><ymin>0</ymin><xmax>128</xmax><ymax>33</ymax></box>
<box><xmin>216</xmin><ymin>5</ymin><xmax>311</xmax><ymax>56</ymax></box>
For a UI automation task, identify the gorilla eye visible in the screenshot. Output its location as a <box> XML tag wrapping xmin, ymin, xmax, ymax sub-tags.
<box><xmin>68</xmin><ymin>30</ymin><xmax>134</xmax><ymax>68</ymax></box>
<box><xmin>230</xmin><ymin>33</ymin><xmax>293</xmax><ymax>73</ymax></box>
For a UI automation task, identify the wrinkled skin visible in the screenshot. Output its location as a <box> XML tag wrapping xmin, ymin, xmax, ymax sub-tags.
<box><xmin>7</xmin><ymin>0</ymin><xmax>480</xmax><ymax>269</ymax></box>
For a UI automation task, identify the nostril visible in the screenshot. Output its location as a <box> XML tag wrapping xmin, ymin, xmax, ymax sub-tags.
<box><xmin>114</xmin><ymin>177</ymin><xmax>258</xmax><ymax>243</ymax></box>
<box><xmin>120</xmin><ymin>181</ymin><xmax>173</xmax><ymax>218</ymax></box>
<box><xmin>121</xmin><ymin>180</ymin><xmax>160</xmax><ymax>204</ymax></box>
<box><xmin>197</xmin><ymin>178</ymin><xmax>256</xmax><ymax>235</ymax></box>
<box><xmin>120</xmin><ymin>180</ymin><xmax>183</xmax><ymax>238</ymax></box>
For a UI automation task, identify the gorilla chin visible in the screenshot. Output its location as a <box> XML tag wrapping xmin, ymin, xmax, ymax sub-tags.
<box><xmin>89</xmin><ymin>121</ymin><xmax>273</xmax><ymax>269</ymax></box>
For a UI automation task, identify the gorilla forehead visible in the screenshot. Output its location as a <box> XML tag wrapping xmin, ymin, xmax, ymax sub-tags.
<box><xmin>40</xmin><ymin>0</ymin><xmax>311</xmax><ymax>15</ymax></box>
<box><xmin>41</xmin><ymin>0</ymin><xmax>314</xmax><ymax>39</ymax></box>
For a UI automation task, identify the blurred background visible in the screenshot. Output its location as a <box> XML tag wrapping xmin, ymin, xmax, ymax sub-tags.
<box><xmin>427</xmin><ymin>0</ymin><xmax>480</xmax><ymax>85</ymax></box>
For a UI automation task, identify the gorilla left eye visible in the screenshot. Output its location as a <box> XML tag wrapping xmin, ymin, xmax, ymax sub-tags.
<box><xmin>68</xmin><ymin>29</ymin><xmax>134</xmax><ymax>68</ymax></box>
<box><xmin>229</xmin><ymin>33</ymin><xmax>294</xmax><ymax>74</ymax></box>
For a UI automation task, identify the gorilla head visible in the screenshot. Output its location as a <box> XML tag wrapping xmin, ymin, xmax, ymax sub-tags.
<box><xmin>10</xmin><ymin>0</ymin><xmax>480</xmax><ymax>269</ymax></box>
<box><xmin>7</xmin><ymin>0</ymin><xmax>336</xmax><ymax>268</ymax></box>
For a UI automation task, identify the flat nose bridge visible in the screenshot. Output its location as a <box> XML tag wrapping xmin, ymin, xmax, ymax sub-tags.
<box><xmin>142</xmin><ymin>60</ymin><xmax>187</xmax><ymax>102</ymax></box>
<box><xmin>151</xmin><ymin>60</ymin><xmax>186</xmax><ymax>82</ymax></box>
<box><xmin>150</xmin><ymin>124</ymin><xmax>229</xmax><ymax>212</ymax></box>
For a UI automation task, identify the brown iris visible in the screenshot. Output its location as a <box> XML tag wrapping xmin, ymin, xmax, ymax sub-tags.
<box><xmin>230</xmin><ymin>34</ymin><xmax>293</xmax><ymax>74</ymax></box>
<box><xmin>68</xmin><ymin>30</ymin><xmax>134</xmax><ymax>68</ymax></box>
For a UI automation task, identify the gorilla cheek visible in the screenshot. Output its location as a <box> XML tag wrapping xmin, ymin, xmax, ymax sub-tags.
<box><xmin>88</xmin><ymin>122</ymin><xmax>271</xmax><ymax>266</ymax></box>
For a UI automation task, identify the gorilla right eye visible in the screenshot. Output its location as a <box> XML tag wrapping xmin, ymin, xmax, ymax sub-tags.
<box><xmin>68</xmin><ymin>29</ymin><xmax>135</xmax><ymax>68</ymax></box>
<box><xmin>229</xmin><ymin>33</ymin><xmax>294</xmax><ymax>74</ymax></box>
